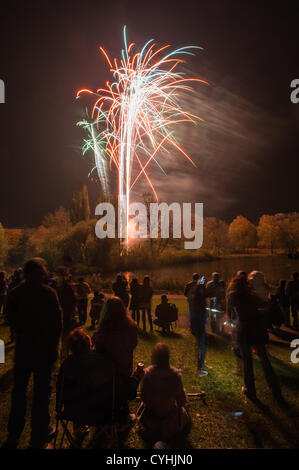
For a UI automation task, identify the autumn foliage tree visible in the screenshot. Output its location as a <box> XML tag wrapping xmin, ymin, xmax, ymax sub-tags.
<box><xmin>27</xmin><ymin>207</ymin><xmax>72</xmax><ymax>269</ymax></box>
<box><xmin>280</xmin><ymin>213</ymin><xmax>299</xmax><ymax>255</ymax></box>
<box><xmin>4</xmin><ymin>181</ymin><xmax>299</xmax><ymax>273</ymax></box>
<box><xmin>43</xmin><ymin>206</ymin><xmax>71</xmax><ymax>234</ymax></box>
<box><xmin>258</xmin><ymin>213</ymin><xmax>299</xmax><ymax>255</ymax></box>
<box><xmin>202</xmin><ymin>217</ymin><xmax>229</xmax><ymax>256</ymax></box>
<box><xmin>228</xmin><ymin>216</ymin><xmax>257</xmax><ymax>253</ymax></box>
<box><xmin>257</xmin><ymin>214</ymin><xmax>282</xmax><ymax>254</ymax></box>
<box><xmin>8</xmin><ymin>227</ymin><xmax>36</xmax><ymax>266</ymax></box>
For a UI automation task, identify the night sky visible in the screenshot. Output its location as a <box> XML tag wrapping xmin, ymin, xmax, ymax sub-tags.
<box><xmin>1</xmin><ymin>0</ymin><xmax>299</xmax><ymax>227</ymax></box>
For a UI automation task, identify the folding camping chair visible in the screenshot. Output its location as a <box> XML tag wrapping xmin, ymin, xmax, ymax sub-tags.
<box><xmin>53</xmin><ymin>368</ymin><xmax>119</xmax><ymax>449</ymax></box>
<box><xmin>154</xmin><ymin>303</ymin><xmax>178</xmax><ymax>334</ymax></box>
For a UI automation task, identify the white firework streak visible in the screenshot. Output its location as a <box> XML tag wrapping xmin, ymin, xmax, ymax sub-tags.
<box><xmin>77</xmin><ymin>26</ymin><xmax>208</xmax><ymax>247</ymax></box>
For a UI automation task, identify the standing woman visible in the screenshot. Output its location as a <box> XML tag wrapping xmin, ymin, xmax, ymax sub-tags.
<box><xmin>228</xmin><ymin>275</ymin><xmax>283</xmax><ymax>402</ymax></box>
<box><xmin>140</xmin><ymin>276</ymin><xmax>153</xmax><ymax>332</ymax></box>
<box><xmin>192</xmin><ymin>278</ymin><xmax>209</xmax><ymax>377</ymax></box>
<box><xmin>129</xmin><ymin>278</ymin><xmax>141</xmax><ymax>327</ymax></box>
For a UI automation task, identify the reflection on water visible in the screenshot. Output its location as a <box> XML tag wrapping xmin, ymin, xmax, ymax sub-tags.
<box><xmin>125</xmin><ymin>256</ymin><xmax>299</xmax><ymax>285</ymax></box>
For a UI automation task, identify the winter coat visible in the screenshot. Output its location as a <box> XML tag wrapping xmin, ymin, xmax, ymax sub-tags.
<box><xmin>6</xmin><ymin>280</ymin><xmax>62</xmax><ymax>363</ymax></box>
<box><xmin>129</xmin><ymin>283</ymin><xmax>142</xmax><ymax>310</ymax></box>
<box><xmin>137</xmin><ymin>365</ymin><xmax>190</xmax><ymax>442</ymax></box>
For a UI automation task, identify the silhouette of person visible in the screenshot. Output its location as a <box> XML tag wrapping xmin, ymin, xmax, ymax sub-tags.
<box><xmin>184</xmin><ymin>273</ymin><xmax>199</xmax><ymax>325</ymax></box>
<box><xmin>112</xmin><ymin>274</ymin><xmax>129</xmax><ymax>307</ymax></box>
<box><xmin>192</xmin><ymin>279</ymin><xmax>209</xmax><ymax>377</ymax></box>
<box><xmin>227</xmin><ymin>275</ymin><xmax>282</xmax><ymax>403</ymax></box>
<box><xmin>129</xmin><ymin>278</ymin><xmax>142</xmax><ymax>326</ymax></box>
<box><xmin>89</xmin><ymin>291</ymin><xmax>105</xmax><ymax>328</ymax></box>
<box><xmin>56</xmin><ymin>266</ymin><xmax>77</xmax><ymax>358</ymax></box>
<box><xmin>154</xmin><ymin>295</ymin><xmax>178</xmax><ymax>334</ymax></box>
<box><xmin>3</xmin><ymin>258</ymin><xmax>62</xmax><ymax>449</ymax></box>
<box><xmin>275</xmin><ymin>279</ymin><xmax>290</xmax><ymax>327</ymax></box>
<box><xmin>286</xmin><ymin>272</ymin><xmax>299</xmax><ymax>329</ymax></box>
<box><xmin>0</xmin><ymin>271</ymin><xmax>8</xmax><ymax>317</ymax></box>
<box><xmin>140</xmin><ymin>276</ymin><xmax>153</xmax><ymax>332</ymax></box>
<box><xmin>76</xmin><ymin>277</ymin><xmax>91</xmax><ymax>325</ymax></box>
<box><xmin>137</xmin><ymin>343</ymin><xmax>191</xmax><ymax>446</ymax></box>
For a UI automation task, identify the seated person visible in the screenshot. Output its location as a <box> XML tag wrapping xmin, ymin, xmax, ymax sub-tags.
<box><xmin>90</xmin><ymin>291</ymin><xmax>105</xmax><ymax>328</ymax></box>
<box><xmin>92</xmin><ymin>297</ymin><xmax>138</xmax><ymax>377</ymax></box>
<box><xmin>137</xmin><ymin>343</ymin><xmax>191</xmax><ymax>447</ymax></box>
<box><xmin>56</xmin><ymin>328</ymin><xmax>143</xmax><ymax>446</ymax></box>
<box><xmin>154</xmin><ymin>295</ymin><xmax>178</xmax><ymax>333</ymax></box>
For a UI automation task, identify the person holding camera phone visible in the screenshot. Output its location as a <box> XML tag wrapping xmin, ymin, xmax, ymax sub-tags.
<box><xmin>192</xmin><ymin>276</ymin><xmax>210</xmax><ymax>377</ymax></box>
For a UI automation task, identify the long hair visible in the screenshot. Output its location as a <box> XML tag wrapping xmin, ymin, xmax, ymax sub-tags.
<box><xmin>68</xmin><ymin>328</ymin><xmax>91</xmax><ymax>355</ymax></box>
<box><xmin>100</xmin><ymin>296</ymin><xmax>136</xmax><ymax>331</ymax></box>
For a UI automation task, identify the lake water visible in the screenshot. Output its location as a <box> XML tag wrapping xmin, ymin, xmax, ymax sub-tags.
<box><xmin>125</xmin><ymin>255</ymin><xmax>299</xmax><ymax>286</ymax></box>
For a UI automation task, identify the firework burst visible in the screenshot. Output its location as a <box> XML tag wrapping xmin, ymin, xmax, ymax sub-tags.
<box><xmin>77</xmin><ymin>26</ymin><xmax>207</xmax><ymax>246</ymax></box>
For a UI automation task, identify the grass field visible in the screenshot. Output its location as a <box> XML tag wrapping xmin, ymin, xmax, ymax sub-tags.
<box><xmin>0</xmin><ymin>297</ymin><xmax>298</xmax><ymax>449</ymax></box>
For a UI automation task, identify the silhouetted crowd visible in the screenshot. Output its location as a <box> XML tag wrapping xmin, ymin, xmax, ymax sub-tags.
<box><xmin>185</xmin><ymin>270</ymin><xmax>297</xmax><ymax>403</ymax></box>
<box><xmin>0</xmin><ymin>260</ymin><xmax>297</xmax><ymax>449</ymax></box>
<box><xmin>0</xmin><ymin>259</ymin><xmax>187</xmax><ymax>449</ymax></box>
